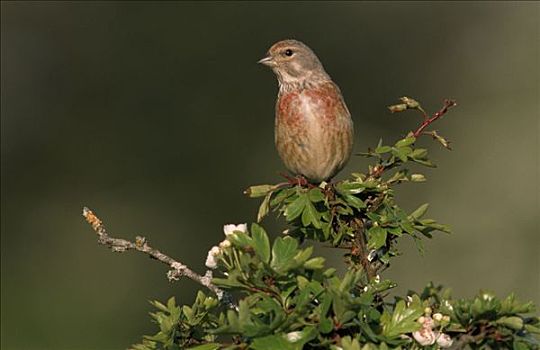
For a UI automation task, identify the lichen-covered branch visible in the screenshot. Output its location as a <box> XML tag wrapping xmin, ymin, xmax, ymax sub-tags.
<box><xmin>82</xmin><ymin>207</ymin><xmax>235</xmax><ymax>308</ymax></box>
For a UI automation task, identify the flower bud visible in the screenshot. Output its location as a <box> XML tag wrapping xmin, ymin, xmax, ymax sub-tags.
<box><xmin>205</xmin><ymin>246</ymin><xmax>221</xmax><ymax>269</ymax></box>
<box><xmin>219</xmin><ymin>240</ymin><xmax>231</xmax><ymax>249</ymax></box>
<box><xmin>400</xmin><ymin>96</ymin><xmax>420</xmax><ymax>108</ymax></box>
<box><xmin>388</xmin><ymin>103</ymin><xmax>407</xmax><ymax>113</ymax></box>
<box><xmin>433</xmin><ymin>313</ymin><xmax>443</xmax><ymax>322</ymax></box>
<box><xmin>410</xmin><ymin>174</ymin><xmax>426</xmax><ymax>182</ymax></box>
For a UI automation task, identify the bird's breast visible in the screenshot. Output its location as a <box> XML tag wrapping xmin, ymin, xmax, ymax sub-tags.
<box><xmin>274</xmin><ymin>82</ymin><xmax>354</xmax><ymax>182</ymax></box>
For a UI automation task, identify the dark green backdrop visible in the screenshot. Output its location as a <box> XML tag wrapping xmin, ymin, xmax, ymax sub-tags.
<box><xmin>1</xmin><ymin>2</ymin><xmax>538</xmax><ymax>349</ymax></box>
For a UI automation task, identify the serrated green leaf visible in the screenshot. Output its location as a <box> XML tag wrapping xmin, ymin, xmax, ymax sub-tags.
<box><xmin>271</xmin><ymin>236</ymin><xmax>299</xmax><ymax>272</ymax></box>
<box><xmin>367</xmin><ymin>226</ymin><xmax>387</xmax><ymax>250</ymax></box>
<box><xmin>251</xmin><ymin>223</ymin><xmax>270</xmax><ymax>263</ymax></box>
<box><xmin>285</xmin><ymin>194</ymin><xmax>307</xmax><ymax>221</ymax></box>
<box><xmin>381</xmin><ymin>300</ymin><xmax>423</xmax><ymax>338</ymax></box>
<box><xmin>301</xmin><ymin>201</ymin><xmax>321</xmax><ymax>228</ymax></box>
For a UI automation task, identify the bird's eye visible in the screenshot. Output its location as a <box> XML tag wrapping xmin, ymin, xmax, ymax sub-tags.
<box><xmin>284</xmin><ymin>49</ymin><xmax>294</xmax><ymax>57</ymax></box>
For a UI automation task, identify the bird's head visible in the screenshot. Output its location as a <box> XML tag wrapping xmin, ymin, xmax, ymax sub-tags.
<box><xmin>258</xmin><ymin>39</ymin><xmax>330</xmax><ymax>87</ymax></box>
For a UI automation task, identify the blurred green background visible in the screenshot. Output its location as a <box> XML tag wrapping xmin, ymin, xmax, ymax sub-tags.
<box><xmin>1</xmin><ymin>2</ymin><xmax>538</xmax><ymax>349</ymax></box>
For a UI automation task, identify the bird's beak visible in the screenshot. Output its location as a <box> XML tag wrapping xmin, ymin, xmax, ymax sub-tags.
<box><xmin>257</xmin><ymin>55</ymin><xmax>276</xmax><ymax>67</ymax></box>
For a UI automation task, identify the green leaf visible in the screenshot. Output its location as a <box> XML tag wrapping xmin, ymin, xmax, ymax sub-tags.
<box><xmin>251</xmin><ymin>223</ymin><xmax>270</xmax><ymax>263</ymax></box>
<box><xmin>252</xmin><ymin>335</ymin><xmax>294</xmax><ymax>350</ymax></box>
<box><xmin>367</xmin><ymin>226</ymin><xmax>387</xmax><ymax>250</ymax></box>
<box><xmin>395</xmin><ymin>136</ymin><xmax>416</xmax><ymax>147</ymax></box>
<box><xmin>496</xmin><ymin>316</ymin><xmax>524</xmax><ymax>330</ymax></box>
<box><xmin>343</xmin><ymin>194</ymin><xmax>366</xmax><ymax>209</ymax></box>
<box><xmin>410</xmin><ymin>148</ymin><xmax>428</xmax><ymax>159</ymax></box>
<box><xmin>293</xmin><ymin>246</ymin><xmax>314</xmax><ymax>266</ymax></box>
<box><xmin>412</xmin><ymin>159</ymin><xmax>436</xmax><ymax>167</ymax></box>
<box><xmin>304</xmin><ymin>257</ymin><xmax>325</xmax><ymax>270</ymax></box>
<box><xmin>285</xmin><ymin>193</ymin><xmax>307</xmax><ymax>221</ymax></box>
<box><xmin>340</xmin><ymin>336</ymin><xmax>361</xmax><ymax>350</ymax></box>
<box><xmin>409</xmin><ymin>203</ymin><xmax>429</xmax><ymax>220</ymax></box>
<box><xmin>319</xmin><ymin>317</ymin><xmax>334</xmax><ymax>334</ymax></box>
<box><xmin>227</xmin><ymin>231</ymin><xmax>253</xmax><ymax>249</ymax></box>
<box><xmin>301</xmin><ymin>201</ymin><xmax>321</xmax><ymax>228</ymax></box>
<box><xmin>337</xmin><ymin>181</ymin><xmax>366</xmax><ymax>195</ymax></box>
<box><xmin>308</xmin><ymin>188</ymin><xmax>325</xmax><ymax>202</ymax></box>
<box><xmin>257</xmin><ymin>192</ymin><xmax>272</xmax><ymax>222</ymax></box>
<box><xmin>375</xmin><ymin>146</ymin><xmax>392</xmax><ymax>154</ymax></box>
<box><xmin>381</xmin><ymin>300</ymin><xmax>423</xmax><ymax>338</ymax></box>
<box><xmin>271</xmin><ymin>236</ymin><xmax>299</xmax><ymax>272</ymax></box>
<box><xmin>188</xmin><ymin>344</ymin><xmax>221</xmax><ymax>350</ymax></box>
<box><xmin>271</xmin><ymin>188</ymin><xmax>294</xmax><ymax>206</ymax></box>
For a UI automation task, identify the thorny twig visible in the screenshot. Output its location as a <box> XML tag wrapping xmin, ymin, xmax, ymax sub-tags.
<box><xmin>412</xmin><ymin>99</ymin><xmax>457</xmax><ymax>138</ymax></box>
<box><xmin>82</xmin><ymin>207</ymin><xmax>235</xmax><ymax>308</ymax></box>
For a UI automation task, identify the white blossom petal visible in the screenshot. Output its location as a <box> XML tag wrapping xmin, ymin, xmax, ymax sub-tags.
<box><xmin>285</xmin><ymin>331</ymin><xmax>302</xmax><ymax>342</ymax></box>
<box><xmin>436</xmin><ymin>333</ymin><xmax>453</xmax><ymax>348</ymax></box>
<box><xmin>223</xmin><ymin>223</ymin><xmax>248</xmax><ymax>236</ymax></box>
<box><xmin>205</xmin><ymin>246</ymin><xmax>221</xmax><ymax>269</ymax></box>
<box><xmin>219</xmin><ymin>239</ymin><xmax>231</xmax><ymax>249</ymax></box>
<box><xmin>412</xmin><ymin>328</ymin><xmax>437</xmax><ymax>346</ymax></box>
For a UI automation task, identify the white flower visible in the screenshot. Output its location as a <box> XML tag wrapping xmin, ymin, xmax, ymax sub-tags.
<box><xmin>421</xmin><ymin>316</ymin><xmax>435</xmax><ymax>329</ymax></box>
<box><xmin>374</xmin><ymin>274</ymin><xmax>380</xmax><ymax>283</ymax></box>
<box><xmin>443</xmin><ymin>300</ymin><xmax>454</xmax><ymax>311</ymax></box>
<box><xmin>433</xmin><ymin>313</ymin><xmax>443</xmax><ymax>322</ymax></box>
<box><xmin>223</xmin><ymin>223</ymin><xmax>247</xmax><ymax>236</ymax></box>
<box><xmin>205</xmin><ymin>246</ymin><xmax>221</xmax><ymax>269</ymax></box>
<box><xmin>285</xmin><ymin>331</ymin><xmax>302</xmax><ymax>342</ymax></box>
<box><xmin>436</xmin><ymin>333</ymin><xmax>453</xmax><ymax>348</ymax></box>
<box><xmin>219</xmin><ymin>239</ymin><xmax>231</xmax><ymax>249</ymax></box>
<box><xmin>412</xmin><ymin>328</ymin><xmax>437</xmax><ymax>346</ymax></box>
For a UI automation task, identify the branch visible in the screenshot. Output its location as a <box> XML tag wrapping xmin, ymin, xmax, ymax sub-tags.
<box><xmin>412</xmin><ymin>99</ymin><xmax>457</xmax><ymax>138</ymax></box>
<box><xmin>82</xmin><ymin>207</ymin><xmax>235</xmax><ymax>308</ymax></box>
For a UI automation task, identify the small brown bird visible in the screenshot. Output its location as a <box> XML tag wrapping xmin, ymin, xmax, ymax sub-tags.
<box><xmin>259</xmin><ymin>39</ymin><xmax>354</xmax><ymax>183</ymax></box>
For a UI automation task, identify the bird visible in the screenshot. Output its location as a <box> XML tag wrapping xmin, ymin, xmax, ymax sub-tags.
<box><xmin>258</xmin><ymin>39</ymin><xmax>354</xmax><ymax>183</ymax></box>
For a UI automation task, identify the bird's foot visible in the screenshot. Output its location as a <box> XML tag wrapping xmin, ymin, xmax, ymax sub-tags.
<box><xmin>279</xmin><ymin>173</ymin><xmax>316</xmax><ymax>188</ymax></box>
